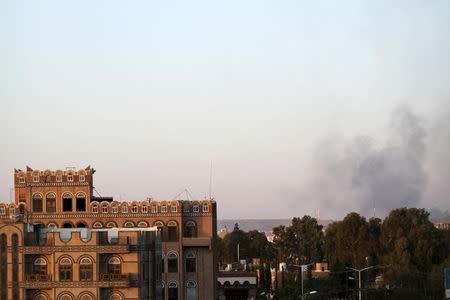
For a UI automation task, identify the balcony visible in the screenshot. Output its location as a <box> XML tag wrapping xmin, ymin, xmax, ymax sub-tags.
<box><xmin>98</xmin><ymin>273</ymin><xmax>138</xmax><ymax>288</ymax></box>
<box><xmin>25</xmin><ymin>274</ymin><xmax>52</xmax><ymax>282</ymax></box>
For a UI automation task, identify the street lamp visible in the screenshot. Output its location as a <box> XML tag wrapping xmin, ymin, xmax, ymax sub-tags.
<box><xmin>346</xmin><ymin>265</ymin><xmax>383</xmax><ymax>300</ymax></box>
<box><xmin>292</xmin><ymin>263</ymin><xmax>314</xmax><ymax>298</ymax></box>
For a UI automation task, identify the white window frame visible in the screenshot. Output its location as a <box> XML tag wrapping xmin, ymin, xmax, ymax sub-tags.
<box><xmin>193</xmin><ymin>205</ymin><xmax>199</xmax><ymax>213</ymax></box>
<box><xmin>161</xmin><ymin>206</ymin><xmax>167</xmax><ymax>213</ymax></box>
<box><xmin>142</xmin><ymin>206</ymin><xmax>148</xmax><ymax>213</ymax></box>
<box><xmin>122</xmin><ymin>206</ymin><xmax>128</xmax><ymax>213</ymax></box>
<box><xmin>202</xmin><ymin>204</ymin><xmax>209</xmax><ymax>212</ymax></box>
<box><xmin>67</xmin><ymin>175</ymin><xmax>73</xmax><ymax>182</ymax></box>
<box><xmin>102</xmin><ymin>206</ymin><xmax>108</xmax><ymax>213</ymax></box>
<box><xmin>132</xmin><ymin>206</ymin><xmax>138</xmax><ymax>213</ymax></box>
<box><xmin>151</xmin><ymin>206</ymin><xmax>157</xmax><ymax>213</ymax></box>
<box><xmin>171</xmin><ymin>205</ymin><xmax>177</xmax><ymax>213</ymax></box>
<box><xmin>33</xmin><ymin>176</ymin><xmax>39</xmax><ymax>183</ymax></box>
<box><xmin>19</xmin><ymin>177</ymin><xmax>25</xmax><ymax>183</ymax></box>
<box><xmin>56</xmin><ymin>175</ymin><xmax>62</xmax><ymax>182</ymax></box>
<box><xmin>0</xmin><ymin>207</ymin><xmax>5</xmax><ymax>215</ymax></box>
<box><xmin>92</xmin><ymin>205</ymin><xmax>98</xmax><ymax>213</ymax></box>
<box><xmin>79</xmin><ymin>175</ymin><xmax>85</xmax><ymax>182</ymax></box>
<box><xmin>112</xmin><ymin>206</ymin><xmax>118</xmax><ymax>214</ymax></box>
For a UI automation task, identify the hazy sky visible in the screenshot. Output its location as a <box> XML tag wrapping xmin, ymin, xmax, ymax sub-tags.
<box><xmin>1</xmin><ymin>1</ymin><xmax>449</xmax><ymax>219</ymax></box>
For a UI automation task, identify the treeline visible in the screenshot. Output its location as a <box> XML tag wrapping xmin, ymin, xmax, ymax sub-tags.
<box><xmin>217</xmin><ymin>208</ymin><xmax>450</xmax><ymax>299</ymax></box>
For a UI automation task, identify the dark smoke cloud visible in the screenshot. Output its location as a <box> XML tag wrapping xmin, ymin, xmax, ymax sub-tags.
<box><xmin>301</xmin><ymin>105</ymin><xmax>450</xmax><ymax>218</ymax></box>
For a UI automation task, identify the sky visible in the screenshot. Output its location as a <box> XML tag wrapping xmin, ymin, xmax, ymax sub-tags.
<box><xmin>1</xmin><ymin>1</ymin><xmax>449</xmax><ymax>220</ymax></box>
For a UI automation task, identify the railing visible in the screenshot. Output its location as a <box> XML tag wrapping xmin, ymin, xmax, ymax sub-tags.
<box><xmin>97</xmin><ymin>236</ymin><xmax>137</xmax><ymax>246</ymax></box>
<box><xmin>25</xmin><ymin>274</ymin><xmax>52</xmax><ymax>281</ymax></box>
<box><xmin>99</xmin><ymin>273</ymin><xmax>128</xmax><ymax>281</ymax></box>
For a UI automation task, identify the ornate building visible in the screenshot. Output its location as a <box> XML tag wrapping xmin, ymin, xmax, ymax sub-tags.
<box><xmin>0</xmin><ymin>166</ymin><xmax>218</xmax><ymax>300</ymax></box>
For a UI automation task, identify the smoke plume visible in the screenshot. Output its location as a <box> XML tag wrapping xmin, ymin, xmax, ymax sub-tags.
<box><xmin>301</xmin><ymin>105</ymin><xmax>450</xmax><ymax>218</ymax></box>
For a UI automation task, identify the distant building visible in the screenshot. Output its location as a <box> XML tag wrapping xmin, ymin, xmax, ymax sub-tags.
<box><xmin>0</xmin><ymin>166</ymin><xmax>218</xmax><ymax>300</ymax></box>
<box><xmin>432</xmin><ymin>219</ymin><xmax>450</xmax><ymax>230</ymax></box>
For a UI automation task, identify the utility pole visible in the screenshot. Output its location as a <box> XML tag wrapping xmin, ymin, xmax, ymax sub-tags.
<box><xmin>347</xmin><ymin>265</ymin><xmax>382</xmax><ymax>300</ymax></box>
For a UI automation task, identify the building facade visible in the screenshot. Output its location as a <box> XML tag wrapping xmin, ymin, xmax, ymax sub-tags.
<box><xmin>0</xmin><ymin>166</ymin><xmax>218</xmax><ymax>300</ymax></box>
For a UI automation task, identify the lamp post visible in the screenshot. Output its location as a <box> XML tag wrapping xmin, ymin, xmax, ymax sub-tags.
<box><xmin>346</xmin><ymin>265</ymin><xmax>381</xmax><ymax>300</ymax></box>
<box><xmin>292</xmin><ymin>263</ymin><xmax>314</xmax><ymax>298</ymax></box>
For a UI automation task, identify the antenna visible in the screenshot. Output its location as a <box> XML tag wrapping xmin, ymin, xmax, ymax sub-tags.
<box><xmin>209</xmin><ymin>160</ymin><xmax>213</xmax><ymax>199</ymax></box>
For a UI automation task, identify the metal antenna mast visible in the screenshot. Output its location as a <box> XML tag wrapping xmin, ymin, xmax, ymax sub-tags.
<box><xmin>209</xmin><ymin>160</ymin><xmax>213</xmax><ymax>199</ymax></box>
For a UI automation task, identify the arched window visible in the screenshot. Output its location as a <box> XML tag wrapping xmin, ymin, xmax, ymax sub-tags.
<box><xmin>58</xmin><ymin>293</ymin><xmax>74</xmax><ymax>300</ymax></box>
<box><xmin>79</xmin><ymin>257</ymin><xmax>93</xmax><ymax>281</ymax></box>
<box><xmin>186</xmin><ymin>280</ymin><xmax>197</xmax><ymax>300</ymax></box>
<box><xmin>106</xmin><ymin>222</ymin><xmax>117</xmax><ymax>228</ymax></box>
<box><xmin>102</xmin><ymin>204</ymin><xmax>108</xmax><ymax>213</ymax></box>
<box><xmin>93</xmin><ymin>221</ymin><xmax>103</xmax><ymax>228</ymax></box>
<box><xmin>109</xmin><ymin>293</ymin><xmax>123</xmax><ymax>300</ymax></box>
<box><xmin>124</xmin><ymin>221</ymin><xmax>134</xmax><ymax>228</ymax></box>
<box><xmin>34</xmin><ymin>293</ymin><xmax>49</xmax><ymax>300</ymax></box>
<box><xmin>32</xmin><ymin>194</ymin><xmax>43</xmax><ymax>212</ymax></box>
<box><xmin>46</xmin><ymin>193</ymin><xmax>56</xmax><ymax>212</ymax></box>
<box><xmin>76</xmin><ymin>222</ymin><xmax>87</xmax><ymax>228</ymax></box>
<box><xmin>92</xmin><ymin>204</ymin><xmax>98</xmax><ymax>213</ymax></box>
<box><xmin>131</xmin><ymin>205</ymin><xmax>138</xmax><ymax>213</ymax></box>
<box><xmin>192</xmin><ymin>205</ymin><xmax>199</xmax><ymax>213</ymax></box>
<box><xmin>137</xmin><ymin>221</ymin><xmax>148</xmax><ymax>228</ymax></box>
<box><xmin>184</xmin><ymin>221</ymin><xmax>197</xmax><ymax>238</ymax></box>
<box><xmin>62</xmin><ymin>222</ymin><xmax>73</xmax><ymax>228</ymax></box>
<box><xmin>108</xmin><ymin>256</ymin><xmax>121</xmax><ymax>275</ymax></box>
<box><xmin>47</xmin><ymin>222</ymin><xmax>58</xmax><ymax>229</ymax></box>
<box><xmin>167</xmin><ymin>221</ymin><xmax>178</xmax><ymax>241</ymax></box>
<box><xmin>78</xmin><ymin>293</ymin><xmax>94</xmax><ymax>300</ymax></box>
<box><xmin>167</xmin><ymin>252</ymin><xmax>178</xmax><ymax>273</ymax></box>
<box><xmin>168</xmin><ymin>281</ymin><xmax>178</xmax><ymax>300</ymax></box>
<box><xmin>33</xmin><ymin>257</ymin><xmax>47</xmax><ymax>277</ymax></box>
<box><xmin>121</xmin><ymin>205</ymin><xmax>128</xmax><ymax>213</ymax></box>
<box><xmin>62</xmin><ymin>193</ymin><xmax>73</xmax><ymax>212</ymax></box>
<box><xmin>185</xmin><ymin>252</ymin><xmax>196</xmax><ymax>273</ymax></box>
<box><xmin>202</xmin><ymin>204</ymin><xmax>209</xmax><ymax>212</ymax></box>
<box><xmin>76</xmin><ymin>192</ymin><xmax>86</xmax><ymax>212</ymax></box>
<box><xmin>59</xmin><ymin>257</ymin><xmax>72</xmax><ymax>281</ymax></box>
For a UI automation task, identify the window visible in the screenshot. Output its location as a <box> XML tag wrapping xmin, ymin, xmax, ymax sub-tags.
<box><xmin>0</xmin><ymin>207</ymin><xmax>4</xmax><ymax>215</ymax></box>
<box><xmin>92</xmin><ymin>205</ymin><xmax>98</xmax><ymax>213</ymax></box>
<box><xmin>93</xmin><ymin>222</ymin><xmax>103</xmax><ymax>228</ymax></box>
<box><xmin>202</xmin><ymin>204</ymin><xmax>209</xmax><ymax>212</ymax></box>
<box><xmin>183</xmin><ymin>205</ymin><xmax>190</xmax><ymax>213</ymax></box>
<box><xmin>192</xmin><ymin>205</ymin><xmax>199</xmax><ymax>213</ymax></box>
<box><xmin>124</xmin><ymin>221</ymin><xmax>134</xmax><ymax>228</ymax></box>
<box><xmin>59</xmin><ymin>258</ymin><xmax>72</xmax><ymax>281</ymax></box>
<box><xmin>9</xmin><ymin>207</ymin><xmax>15</xmax><ymax>215</ymax></box>
<box><xmin>138</xmin><ymin>221</ymin><xmax>148</xmax><ymax>228</ymax></box>
<box><xmin>168</xmin><ymin>281</ymin><xmax>178</xmax><ymax>300</ymax></box>
<box><xmin>62</xmin><ymin>194</ymin><xmax>72</xmax><ymax>212</ymax></box>
<box><xmin>122</xmin><ymin>206</ymin><xmax>128</xmax><ymax>213</ymax></box>
<box><xmin>161</xmin><ymin>206</ymin><xmax>167</xmax><ymax>213</ymax></box>
<box><xmin>76</xmin><ymin>194</ymin><xmax>86</xmax><ymax>212</ymax></box>
<box><xmin>19</xmin><ymin>177</ymin><xmax>25</xmax><ymax>183</ymax></box>
<box><xmin>141</xmin><ymin>206</ymin><xmax>148</xmax><ymax>213</ymax></box>
<box><xmin>186</xmin><ymin>280</ymin><xmax>197</xmax><ymax>300</ymax></box>
<box><xmin>185</xmin><ymin>253</ymin><xmax>196</xmax><ymax>273</ymax></box>
<box><xmin>167</xmin><ymin>221</ymin><xmax>178</xmax><ymax>241</ymax></box>
<box><xmin>151</xmin><ymin>206</ymin><xmax>157</xmax><ymax>213</ymax></box>
<box><xmin>46</xmin><ymin>193</ymin><xmax>56</xmax><ymax>212</ymax></box>
<box><xmin>184</xmin><ymin>221</ymin><xmax>197</xmax><ymax>238</ymax></box>
<box><xmin>171</xmin><ymin>205</ymin><xmax>177</xmax><ymax>213</ymax></box>
<box><xmin>112</xmin><ymin>206</ymin><xmax>118</xmax><ymax>213</ymax></box>
<box><xmin>32</xmin><ymin>194</ymin><xmax>43</xmax><ymax>213</ymax></box>
<box><xmin>79</xmin><ymin>257</ymin><xmax>93</xmax><ymax>281</ymax></box>
<box><xmin>167</xmin><ymin>253</ymin><xmax>178</xmax><ymax>273</ymax></box>
<box><xmin>33</xmin><ymin>257</ymin><xmax>47</xmax><ymax>277</ymax></box>
<box><xmin>106</xmin><ymin>222</ymin><xmax>117</xmax><ymax>228</ymax></box>
<box><xmin>132</xmin><ymin>206</ymin><xmax>138</xmax><ymax>213</ymax></box>
<box><xmin>48</xmin><ymin>223</ymin><xmax>58</xmax><ymax>229</ymax></box>
<box><xmin>56</xmin><ymin>175</ymin><xmax>62</xmax><ymax>182</ymax></box>
<box><xmin>108</xmin><ymin>257</ymin><xmax>121</xmax><ymax>275</ymax></box>
<box><xmin>79</xmin><ymin>175</ymin><xmax>85</xmax><ymax>182</ymax></box>
<box><xmin>102</xmin><ymin>205</ymin><xmax>108</xmax><ymax>213</ymax></box>
<box><xmin>67</xmin><ymin>175</ymin><xmax>73</xmax><ymax>182</ymax></box>
<box><xmin>45</xmin><ymin>175</ymin><xmax>51</xmax><ymax>183</ymax></box>
<box><xmin>33</xmin><ymin>176</ymin><xmax>40</xmax><ymax>183</ymax></box>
